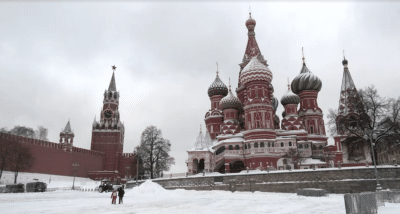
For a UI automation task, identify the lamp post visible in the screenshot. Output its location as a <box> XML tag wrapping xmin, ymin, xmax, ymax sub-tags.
<box><xmin>364</xmin><ymin>133</ymin><xmax>382</xmax><ymax>191</ymax></box>
<box><xmin>125</xmin><ymin>166</ymin><xmax>130</xmax><ymax>180</ymax></box>
<box><xmin>72</xmin><ymin>162</ymin><xmax>79</xmax><ymax>190</ymax></box>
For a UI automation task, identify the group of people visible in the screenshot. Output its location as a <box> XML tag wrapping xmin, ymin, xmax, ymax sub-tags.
<box><xmin>111</xmin><ymin>185</ymin><xmax>125</xmax><ymax>205</ymax></box>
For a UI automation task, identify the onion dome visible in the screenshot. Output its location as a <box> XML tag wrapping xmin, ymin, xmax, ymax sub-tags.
<box><xmin>281</xmin><ymin>87</ymin><xmax>300</xmax><ymax>106</ymax></box>
<box><xmin>245</xmin><ymin>14</ymin><xmax>256</xmax><ymax>28</ymax></box>
<box><xmin>342</xmin><ymin>57</ymin><xmax>348</xmax><ymax>66</ymax></box>
<box><xmin>220</xmin><ymin>88</ymin><xmax>243</xmax><ymax>111</ymax></box>
<box><xmin>291</xmin><ymin>63</ymin><xmax>322</xmax><ymax>94</ymax></box>
<box><xmin>240</xmin><ymin>57</ymin><xmax>273</xmax><ymax>86</ymax></box>
<box><xmin>272</xmin><ymin>96</ymin><xmax>279</xmax><ymax>111</ymax></box>
<box><xmin>208</xmin><ymin>73</ymin><xmax>228</xmax><ymax>97</ymax></box>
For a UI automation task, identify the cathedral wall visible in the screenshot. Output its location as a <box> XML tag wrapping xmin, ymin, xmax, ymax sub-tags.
<box><xmin>0</xmin><ymin>133</ymin><xmax>104</xmax><ymax>178</ymax></box>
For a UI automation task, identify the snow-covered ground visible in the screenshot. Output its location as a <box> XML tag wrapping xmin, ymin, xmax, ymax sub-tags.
<box><xmin>0</xmin><ymin>171</ymin><xmax>99</xmax><ymax>190</ymax></box>
<box><xmin>0</xmin><ymin>180</ymin><xmax>399</xmax><ymax>214</ymax></box>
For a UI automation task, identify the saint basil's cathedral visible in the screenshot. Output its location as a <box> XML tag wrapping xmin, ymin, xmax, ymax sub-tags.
<box><xmin>187</xmin><ymin>14</ymin><xmax>373</xmax><ymax>174</ymax></box>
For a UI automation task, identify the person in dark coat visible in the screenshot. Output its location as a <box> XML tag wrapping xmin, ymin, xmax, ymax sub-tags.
<box><xmin>118</xmin><ymin>185</ymin><xmax>125</xmax><ymax>204</ymax></box>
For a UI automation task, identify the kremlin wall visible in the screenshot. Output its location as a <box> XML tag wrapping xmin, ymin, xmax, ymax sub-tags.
<box><xmin>0</xmin><ymin>68</ymin><xmax>136</xmax><ymax>182</ymax></box>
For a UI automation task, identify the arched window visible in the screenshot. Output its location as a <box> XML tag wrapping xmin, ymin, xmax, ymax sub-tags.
<box><xmin>268</xmin><ymin>142</ymin><xmax>270</xmax><ymax>147</ymax></box>
<box><xmin>245</xmin><ymin>144</ymin><xmax>247</xmax><ymax>149</ymax></box>
<box><xmin>254</xmin><ymin>142</ymin><xmax>259</xmax><ymax>148</ymax></box>
<box><xmin>248</xmin><ymin>144</ymin><xmax>251</xmax><ymax>149</ymax></box>
<box><xmin>289</xmin><ymin>142</ymin><xmax>292</xmax><ymax>147</ymax></box>
<box><xmin>272</xmin><ymin>143</ymin><xmax>275</xmax><ymax>147</ymax></box>
<box><xmin>304</xmin><ymin>144</ymin><xmax>309</xmax><ymax>149</ymax></box>
<box><xmin>260</xmin><ymin>142</ymin><xmax>265</xmax><ymax>147</ymax></box>
<box><xmin>299</xmin><ymin>144</ymin><xmax>303</xmax><ymax>149</ymax></box>
<box><xmin>319</xmin><ymin>145</ymin><xmax>324</xmax><ymax>150</ymax></box>
<box><xmin>312</xmin><ymin>145</ymin><xmax>317</xmax><ymax>150</ymax></box>
<box><xmin>235</xmin><ymin>145</ymin><xmax>240</xmax><ymax>150</ymax></box>
<box><xmin>229</xmin><ymin>145</ymin><xmax>233</xmax><ymax>150</ymax></box>
<box><xmin>281</xmin><ymin>142</ymin><xmax>284</xmax><ymax>147</ymax></box>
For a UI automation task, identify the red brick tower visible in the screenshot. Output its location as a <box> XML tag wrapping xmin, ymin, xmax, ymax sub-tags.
<box><xmin>60</xmin><ymin>120</ymin><xmax>74</xmax><ymax>152</ymax></box>
<box><xmin>291</xmin><ymin>50</ymin><xmax>327</xmax><ymax>141</ymax></box>
<box><xmin>91</xmin><ymin>66</ymin><xmax>125</xmax><ymax>172</ymax></box>
<box><xmin>240</xmin><ymin>56</ymin><xmax>275</xmax><ymax>141</ymax></box>
<box><xmin>205</xmin><ymin>68</ymin><xmax>228</xmax><ymax>140</ymax></box>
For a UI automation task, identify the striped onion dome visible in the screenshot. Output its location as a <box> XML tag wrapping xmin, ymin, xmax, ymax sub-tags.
<box><xmin>281</xmin><ymin>87</ymin><xmax>300</xmax><ymax>106</ymax></box>
<box><xmin>240</xmin><ymin>57</ymin><xmax>273</xmax><ymax>86</ymax></box>
<box><xmin>272</xmin><ymin>96</ymin><xmax>279</xmax><ymax>111</ymax></box>
<box><xmin>219</xmin><ymin>89</ymin><xmax>243</xmax><ymax>111</ymax></box>
<box><xmin>208</xmin><ymin>74</ymin><xmax>228</xmax><ymax>97</ymax></box>
<box><xmin>291</xmin><ymin>63</ymin><xmax>322</xmax><ymax>94</ymax></box>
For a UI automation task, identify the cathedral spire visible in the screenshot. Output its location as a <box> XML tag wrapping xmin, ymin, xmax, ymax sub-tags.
<box><xmin>108</xmin><ymin>65</ymin><xmax>117</xmax><ymax>92</ymax></box>
<box><xmin>338</xmin><ymin>56</ymin><xmax>360</xmax><ymax>117</ymax></box>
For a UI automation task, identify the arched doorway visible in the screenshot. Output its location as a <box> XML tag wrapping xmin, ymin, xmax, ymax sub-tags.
<box><xmin>230</xmin><ymin>161</ymin><xmax>245</xmax><ymax>173</ymax></box>
<box><xmin>218</xmin><ymin>164</ymin><xmax>225</xmax><ymax>173</ymax></box>
<box><xmin>193</xmin><ymin>159</ymin><xmax>199</xmax><ymax>174</ymax></box>
<box><xmin>198</xmin><ymin>159</ymin><xmax>205</xmax><ymax>173</ymax></box>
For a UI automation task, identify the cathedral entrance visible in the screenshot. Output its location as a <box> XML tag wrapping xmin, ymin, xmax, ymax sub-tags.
<box><xmin>230</xmin><ymin>161</ymin><xmax>245</xmax><ymax>173</ymax></box>
<box><xmin>193</xmin><ymin>159</ymin><xmax>199</xmax><ymax>174</ymax></box>
<box><xmin>198</xmin><ymin>159</ymin><xmax>205</xmax><ymax>173</ymax></box>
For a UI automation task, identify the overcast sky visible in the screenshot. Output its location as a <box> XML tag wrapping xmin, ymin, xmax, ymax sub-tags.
<box><xmin>1</xmin><ymin>2</ymin><xmax>400</xmax><ymax>173</ymax></box>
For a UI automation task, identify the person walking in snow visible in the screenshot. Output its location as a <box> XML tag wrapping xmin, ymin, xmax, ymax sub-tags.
<box><xmin>118</xmin><ymin>185</ymin><xmax>125</xmax><ymax>204</ymax></box>
<box><xmin>111</xmin><ymin>190</ymin><xmax>118</xmax><ymax>204</ymax></box>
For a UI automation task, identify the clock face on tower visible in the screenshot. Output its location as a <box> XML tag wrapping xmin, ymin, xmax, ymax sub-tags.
<box><xmin>103</xmin><ymin>110</ymin><xmax>113</xmax><ymax>119</ymax></box>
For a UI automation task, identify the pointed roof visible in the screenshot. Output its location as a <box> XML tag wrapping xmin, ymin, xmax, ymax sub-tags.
<box><xmin>108</xmin><ymin>71</ymin><xmax>117</xmax><ymax>92</ymax></box>
<box><xmin>338</xmin><ymin>57</ymin><xmax>361</xmax><ymax>117</ymax></box>
<box><xmin>240</xmin><ymin>13</ymin><xmax>267</xmax><ymax>72</ymax></box>
<box><xmin>63</xmin><ymin>120</ymin><xmax>72</xmax><ymax>133</ymax></box>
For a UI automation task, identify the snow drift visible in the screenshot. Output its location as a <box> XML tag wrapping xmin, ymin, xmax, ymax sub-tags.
<box><xmin>126</xmin><ymin>180</ymin><xmax>167</xmax><ymax>197</ymax></box>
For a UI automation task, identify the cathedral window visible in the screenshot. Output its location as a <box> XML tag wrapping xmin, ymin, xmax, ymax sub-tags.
<box><xmin>299</xmin><ymin>144</ymin><xmax>303</xmax><ymax>149</ymax></box>
<box><xmin>304</xmin><ymin>144</ymin><xmax>309</xmax><ymax>149</ymax></box>
<box><xmin>319</xmin><ymin>145</ymin><xmax>324</xmax><ymax>150</ymax></box>
<box><xmin>235</xmin><ymin>145</ymin><xmax>240</xmax><ymax>150</ymax></box>
<box><xmin>255</xmin><ymin>90</ymin><xmax>258</xmax><ymax>98</ymax></box>
<box><xmin>289</xmin><ymin>142</ymin><xmax>292</xmax><ymax>147</ymax></box>
<box><xmin>272</xmin><ymin>143</ymin><xmax>275</xmax><ymax>147</ymax></box>
<box><xmin>260</xmin><ymin>142</ymin><xmax>265</xmax><ymax>147</ymax></box>
<box><xmin>312</xmin><ymin>145</ymin><xmax>317</xmax><ymax>150</ymax></box>
<box><xmin>310</xmin><ymin>126</ymin><xmax>314</xmax><ymax>134</ymax></box>
<box><xmin>248</xmin><ymin>144</ymin><xmax>251</xmax><ymax>149</ymax></box>
<box><xmin>254</xmin><ymin>142</ymin><xmax>259</xmax><ymax>148</ymax></box>
<box><xmin>245</xmin><ymin>144</ymin><xmax>247</xmax><ymax>149</ymax></box>
<box><xmin>229</xmin><ymin>145</ymin><xmax>233</xmax><ymax>150</ymax></box>
<box><xmin>268</xmin><ymin>142</ymin><xmax>270</xmax><ymax>147</ymax></box>
<box><xmin>281</xmin><ymin>142</ymin><xmax>284</xmax><ymax>147</ymax></box>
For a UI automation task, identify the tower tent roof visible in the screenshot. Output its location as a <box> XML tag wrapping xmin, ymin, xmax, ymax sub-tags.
<box><xmin>240</xmin><ymin>13</ymin><xmax>267</xmax><ymax>72</ymax></box>
<box><xmin>108</xmin><ymin>72</ymin><xmax>117</xmax><ymax>92</ymax></box>
<box><xmin>63</xmin><ymin>120</ymin><xmax>72</xmax><ymax>133</ymax></box>
<box><xmin>338</xmin><ymin>58</ymin><xmax>361</xmax><ymax>117</ymax></box>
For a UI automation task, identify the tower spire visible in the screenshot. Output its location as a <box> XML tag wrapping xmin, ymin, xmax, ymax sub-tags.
<box><xmin>287</xmin><ymin>77</ymin><xmax>290</xmax><ymax>91</ymax></box>
<box><xmin>302</xmin><ymin>47</ymin><xmax>305</xmax><ymax>65</ymax></box>
<box><xmin>249</xmin><ymin>6</ymin><xmax>252</xmax><ymax>18</ymax></box>
<box><xmin>108</xmin><ymin>65</ymin><xmax>117</xmax><ymax>92</ymax></box>
<box><xmin>229</xmin><ymin>77</ymin><xmax>231</xmax><ymax>91</ymax></box>
<box><xmin>216</xmin><ymin>62</ymin><xmax>219</xmax><ymax>76</ymax></box>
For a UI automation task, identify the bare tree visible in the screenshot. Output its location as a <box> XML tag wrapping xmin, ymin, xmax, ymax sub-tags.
<box><xmin>11</xmin><ymin>143</ymin><xmax>33</xmax><ymax>184</ymax></box>
<box><xmin>328</xmin><ymin>85</ymin><xmax>400</xmax><ymax>152</ymax></box>
<box><xmin>35</xmin><ymin>126</ymin><xmax>48</xmax><ymax>141</ymax></box>
<box><xmin>9</xmin><ymin>126</ymin><xmax>36</xmax><ymax>138</ymax></box>
<box><xmin>136</xmin><ymin>126</ymin><xmax>174</xmax><ymax>179</ymax></box>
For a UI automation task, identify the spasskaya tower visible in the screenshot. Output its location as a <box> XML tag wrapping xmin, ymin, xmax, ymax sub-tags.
<box><xmin>91</xmin><ymin>65</ymin><xmax>125</xmax><ymax>172</ymax></box>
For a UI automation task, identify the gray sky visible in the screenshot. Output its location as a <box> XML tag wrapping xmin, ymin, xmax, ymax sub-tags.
<box><xmin>1</xmin><ymin>2</ymin><xmax>400</xmax><ymax>173</ymax></box>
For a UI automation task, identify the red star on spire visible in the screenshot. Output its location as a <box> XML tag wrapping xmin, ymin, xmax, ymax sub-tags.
<box><xmin>112</xmin><ymin>65</ymin><xmax>117</xmax><ymax>71</ymax></box>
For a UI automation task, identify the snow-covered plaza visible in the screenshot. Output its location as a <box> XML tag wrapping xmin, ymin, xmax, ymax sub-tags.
<box><xmin>0</xmin><ymin>180</ymin><xmax>399</xmax><ymax>214</ymax></box>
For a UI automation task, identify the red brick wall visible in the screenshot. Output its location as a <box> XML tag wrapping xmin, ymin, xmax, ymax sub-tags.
<box><xmin>1</xmin><ymin>133</ymin><xmax>104</xmax><ymax>177</ymax></box>
<box><xmin>118</xmin><ymin>153</ymin><xmax>136</xmax><ymax>178</ymax></box>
